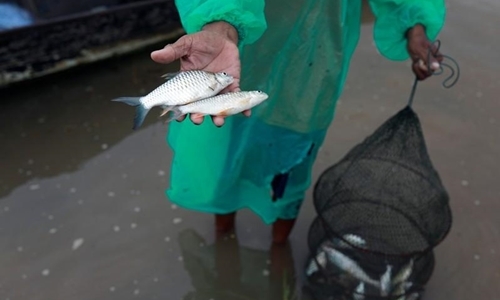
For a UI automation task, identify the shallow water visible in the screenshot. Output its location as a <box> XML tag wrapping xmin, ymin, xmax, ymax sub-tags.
<box><xmin>0</xmin><ymin>1</ymin><xmax>499</xmax><ymax>299</ymax></box>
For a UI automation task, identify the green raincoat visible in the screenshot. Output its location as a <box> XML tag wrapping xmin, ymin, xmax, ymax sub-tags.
<box><xmin>166</xmin><ymin>0</ymin><xmax>446</xmax><ymax>224</ymax></box>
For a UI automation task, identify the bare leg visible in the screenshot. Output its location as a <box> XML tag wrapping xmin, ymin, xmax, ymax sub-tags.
<box><xmin>270</xmin><ymin>144</ymin><xmax>315</xmax><ymax>245</ymax></box>
<box><xmin>215</xmin><ymin>212</ymin><xmax>236</xmax><ymax>235</ymax></box>
<box><xmin>272</xmin><ymin>218</ymin><xmax>297</xmax><ymax>245</ymax></box>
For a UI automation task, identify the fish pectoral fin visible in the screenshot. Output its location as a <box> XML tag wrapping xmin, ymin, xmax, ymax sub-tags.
<box><xmin>164</xmin><ymin>107</ymin><xmax>184</xmax><ymax>123</ymax></box>
<box><xmin>160</xmin><ymin>72</ymin><xmax>180</xmax><ymax>81</ymax></box>
<box><xmin>218</xmin><ymin>101</ymin><xmax>247</xmax><ymax>116</ymax></box>
<box><xmin>239</xmin><ymin>97</ymin><xmax>251</xmax><ymax>106</ymax></box>
<box><xmin>217</xmin><ymin>108</ymin><xmax>233</xmax><ymax>116</ymax></box>
<box><xmin>208</xmin><ymin>82</ymin><xmax>219</xmax><ymax>91</ymax></box>
<box><xmin>159</xmin><ymin>106</ymin><xmax>174</xmax><ymax>117</ymax></box>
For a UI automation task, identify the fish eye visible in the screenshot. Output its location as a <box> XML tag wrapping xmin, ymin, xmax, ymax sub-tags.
<box><xmin>222</xmin><ymin>72</ymin><xmax>228</xmax><ymax>76</ymax></box>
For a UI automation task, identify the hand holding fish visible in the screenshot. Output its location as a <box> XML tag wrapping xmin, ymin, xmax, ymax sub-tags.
<box><xmin>151</xmin><ymin>21</ymin><xmax>249</xmax><ymax>127</ymax></box>
<box><xmin>406</xmin><ymin>24</ymin><xmax>443</xmax><ymax>81</ymax></box>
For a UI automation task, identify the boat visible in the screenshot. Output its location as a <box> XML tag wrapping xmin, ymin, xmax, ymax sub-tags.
<box><xmin>0</xmin><ymin>0</ymin><xmax>184</xmax><ymax>88</ymax></box>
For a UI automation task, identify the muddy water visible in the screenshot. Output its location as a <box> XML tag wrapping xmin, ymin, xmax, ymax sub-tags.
<box><xmin>0</xmin><ymin>1</ymin><xmax>499</xmax><ymax>300</ymax></box>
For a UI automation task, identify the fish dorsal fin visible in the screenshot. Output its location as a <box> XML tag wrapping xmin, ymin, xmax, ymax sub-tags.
<box><xmin>160</xmin><ymin>71</ymin><xmax>181</xmax><ymax>81</ymax></box>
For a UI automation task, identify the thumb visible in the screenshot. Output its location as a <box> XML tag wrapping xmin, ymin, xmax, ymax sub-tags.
<box><xmin>151</xmin><ymin>36</ymin><xmax>192</xmax><ymax>64</ymax></box>
<box><xmin>429</xmin><ymin>46</ymin><xmax>441</xmax><ymax>71</ymax></box>
<box><xmin>418</xmin><ymin>42</ymin><xmax>440</xmax><ymax>72</ymax></box>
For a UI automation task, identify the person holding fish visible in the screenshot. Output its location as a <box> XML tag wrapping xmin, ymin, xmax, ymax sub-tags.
<box><xmin>148</xmin><ymin>0</ymin><xmax>445</xmax><ymax>244</ymax></box>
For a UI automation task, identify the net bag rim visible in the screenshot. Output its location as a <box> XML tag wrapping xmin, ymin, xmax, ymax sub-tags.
<box><xmin>312</xmin><ymin>106</ymin><xmax>453</xmax><ymax>255</ymax></box>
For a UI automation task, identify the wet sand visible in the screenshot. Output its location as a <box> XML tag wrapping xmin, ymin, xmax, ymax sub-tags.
<box><xmin>0</xmin><ymin>1</ymin><xmax>499</xmax><ymax>299</ymax></box>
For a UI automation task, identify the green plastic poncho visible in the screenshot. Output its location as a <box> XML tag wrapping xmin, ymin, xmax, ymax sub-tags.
<box><xmin>166</xmin><ymin>0</ymin><xmax>446</xmax><ymax>224</ymax></box>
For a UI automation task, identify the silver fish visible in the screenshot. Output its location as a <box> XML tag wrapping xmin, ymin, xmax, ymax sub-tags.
<box><xmin>392</xmin><ymin>259</ymin><xmax>414</xmax><ymax>285</ymax></box>
<box><xmin>406</xmin><ymin>292</ymin><xmax>420</xmax><ymax>300</ymax></box>
<box><xmin>392</xmin><ymin>281</ymin><xmax>414</xmax><ymax>299</ymax></box>
<box><xmin>306</xmin><ymin>251</ymin><xmax>327</xmax><ymax>276</ymax></box>
<box><xmin>380</xmin><ymin>265</ymin><xmax>393</xmax><ymax>296</ymax></box>
<box><xmin>164</xmin><ymin>90</ymin><xmax>269</xmax><ymax>122</ymax></box>
<box><xmin>353</xmin><ymin>282</ymin><xmax>365</xmax><ymax>300</ymax></box>
<box><xmin>112</xmin><ymin>70</ymin><xmax>233</xmax><ymax>129</ymax></box>
<box><xmin>322</xmin><ymin>246</ymin><xmax>379</xmax><ymax>288</ymax></box>
<box><xmin>392</xmin><ymin>282</ymin><xmax>406</xmax><ymax>299</ymax></box>
<box><xmin>338</xmin><ymin>234</ymin><xmax>367</xmax><ymax>248</ymax></box>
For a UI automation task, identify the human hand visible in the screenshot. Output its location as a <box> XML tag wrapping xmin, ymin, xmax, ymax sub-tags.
<box><xmin>406</xmin><ymin>24</ymin><xmax>444</xmax><ymax>81</ymax></box>
<box><xmin>150</xmin><ymin>21</ymin><xmax>250</xmax><ymax>127</ymax></box>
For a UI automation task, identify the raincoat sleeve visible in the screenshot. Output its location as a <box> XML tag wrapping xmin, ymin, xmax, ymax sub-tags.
<box><xmin>368</xmin><ymin>0</ymin><xmax>446</xmax><ymax>61</ymax></box>
<box><xmin>174</xmin><ymin>0</ymin><xmax>267</xmax><ymax>46</ymax></box>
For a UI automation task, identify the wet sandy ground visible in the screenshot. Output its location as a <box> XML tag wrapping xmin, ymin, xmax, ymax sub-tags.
<box><xmin>0</xmin><ymin>1</ymin><xmax>499</xmax><ymax>299</ymax></box>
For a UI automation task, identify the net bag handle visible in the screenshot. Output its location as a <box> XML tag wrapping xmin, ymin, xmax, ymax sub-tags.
<box><xmin>407</xmin><ymin>40</ymin><xmax>461</xmax><ymax>107</ymax></box>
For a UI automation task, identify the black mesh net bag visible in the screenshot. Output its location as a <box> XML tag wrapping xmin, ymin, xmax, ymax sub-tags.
<box><xmin>305</xmin><ymin>106</ymin><xmax>448</xmax><ymax>300</ymax></box>
<box><xmin>304</xmin><ymin>42</ymin><xmax>459</xmax><ymax>300</ymax></box>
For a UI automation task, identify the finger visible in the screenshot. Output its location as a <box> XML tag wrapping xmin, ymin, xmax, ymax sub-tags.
<box><xmin>151</xmin><ymin>35</ymin><xmax>192</xmax><ymax>64</ymax></box>
<box><xmin>429</xmin><ymin>44</ymin><xmax>444</xmax><ymax>63</ymax></box>
<box><xmin>417</xmin><ymin>43</ymin><xmax>441</xmax><ymax>72</ymax></box>
<box><xmin>417</xmin><ymin>59</ymin><xmax>428</xmax><ymax>72</ymax></box>
<box><xmin>430</xmin><ymin>45</ymin><xmax>443</xmax><ymax>70</ymax></box>
<box><xmin>412</xmin><ymin>63</ymin><xmax>427</xmax><ymax>80</ymax></box>
<box><xmin>190</xmin><ymin>113</ymin><xmax>205</xmax><ymax>125</ymax></box>
<box><xmin>211</xmin><ymin>116</ymin><xmax>225</xmax><ymax>127</ymax></box>
<box><xmin>436</xmin><ymin>52</ymin><xmax>444</xmax><ymax>63</ymax></box>
<box><xmin>417</xmin><ymin>55</ymin><xmax>439</xmax><ymax>73</ymax></box>
<box><xmin>430</xmin><ymin>62</ymin><xmax>440</xmax><ymax>71</ymax></box>
<box><xmin>242</xmin><ymin>109</ymin><xmax>251</xmax><ymax>117</ymax></box>
<box><xmin>427</xmin><ymin>53</ymin><xmax>441</xmax><ymax>71</ymax></box>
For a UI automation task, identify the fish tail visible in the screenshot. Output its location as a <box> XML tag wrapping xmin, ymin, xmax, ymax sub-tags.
<box><xmin>133</xmin><ymin>105</ymin><xmax>150</xmax><ymax>130</ymax></box>
<box><xmin>306</xmin><ymin>259</ymin><xmax>318</xmax><ymax>276</ymax></box>
<box><xmin>111</xmin><ymin>97</ymin><xmax>149</xmax><ymax>130</ymax></box>
<box><xmin>111</xmin><ymin>97</ymin><xmax>142</xmax><ymax>107</ymax></box>
<box><xmin>164</xmin><ymin>106</ymin><xmax>184</xmax><ymax>123</ymax></box>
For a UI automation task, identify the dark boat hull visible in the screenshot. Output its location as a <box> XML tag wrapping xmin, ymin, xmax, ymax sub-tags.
<box><xmin>0</xmin><ymin>0</ymin><xmax>184</xmax><ymax>88</ymax></box>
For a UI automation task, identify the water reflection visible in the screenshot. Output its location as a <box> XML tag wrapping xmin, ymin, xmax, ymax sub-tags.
<box><xmin>0</xmin><ymin>47</ymin><xmax>176</xmax><ymax>199</ymax></box>
<box><xmin>178</xmin><ymin>229</ymin><xmax>299</xmax><ymax>300</ymax></box>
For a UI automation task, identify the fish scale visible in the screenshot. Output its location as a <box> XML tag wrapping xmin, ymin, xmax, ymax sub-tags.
<box><xmin>143</xmin><ymin>70</ymin><xmax>228</xmax><ymax>108</ymax></box>
<box><xmin>178</xmin><ymin>92</ymin><xmax>253</xmax><ymax>114</ymax></box>
<box><xmin>165</xmin><ymin>91</ymin><xmax>269</xmax><ymax>122</ymax></box>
